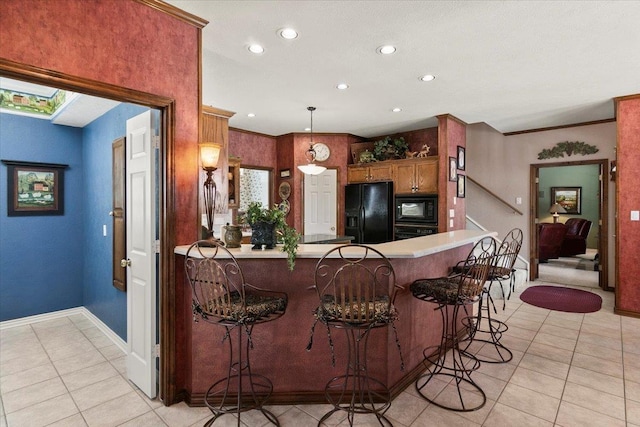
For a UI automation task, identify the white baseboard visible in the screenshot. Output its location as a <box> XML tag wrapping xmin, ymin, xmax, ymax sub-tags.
<box><xmin>80</xmin><ymin>308</ymin><xmax>127</xmax><ymax>354</ymax></box>
<box><xmin>0</xmin><ymin>307</ymin><xmax>85</xmax><ymax>329</ymax></box>
<box><xmin>0</xmin><ymin>306</ymin><xmax>127</xmax><ymax>355</ymax></box>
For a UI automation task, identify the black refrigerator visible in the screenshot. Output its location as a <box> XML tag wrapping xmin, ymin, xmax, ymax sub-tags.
<box><xmin>345</xmin><ymin>181</ymin><xmax>394</xmax><ymax>244</ymax></box>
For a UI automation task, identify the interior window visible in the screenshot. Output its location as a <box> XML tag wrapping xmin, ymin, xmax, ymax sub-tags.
<box><xmin>239</xmin><ymin>167</ymin><xmax>271</xmax><ymax>212</ymax></box>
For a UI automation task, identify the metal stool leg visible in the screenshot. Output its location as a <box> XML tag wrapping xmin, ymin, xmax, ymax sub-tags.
<box><xmin>462</xmin><ymin>283</ymin><xmax>512</xmax><ymax>364</ymax></box>
<box><xmin>319</xmin><ymin>327</ymin><xmax>392</xmax><ymax>427</ymax></box>
<box><xmin>203</xmin><ymin>325</ymin><xmax>279</xmax><ymax>427</ymax></box>
<box><xmin>416</xmin><ymin>303</ymin><xmax>486</xmax><ymax>412</ymax></box>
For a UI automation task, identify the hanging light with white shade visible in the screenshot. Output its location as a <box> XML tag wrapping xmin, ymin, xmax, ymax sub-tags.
<box><xmin>297</xmin><ymin>106</ymin><xmax>326</xmax><ymax>175</ymax></box>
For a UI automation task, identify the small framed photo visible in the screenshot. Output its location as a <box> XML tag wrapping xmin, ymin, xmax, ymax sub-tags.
<box><xmin>457</xmin><ymin>174</ymin><xmax>466</xmax><ymax>198</ymax></box>
<box><xmin>449</xmin><ymin>157</ymin><xmax>458</xmax><ymax>182</ymax></box>
<box><xmin>2</xmin><ymin>160</ymin><xmax>67</xmax><ymax>216</ymax></box>
<box><xmin>279</xmin><ymin>168</ymin><xmax>291</xmax><ymax>178</ymax></box>
<box><xmin>551</xmin><ymin>186</ymin><xmax>581</xmax><ymax>214</ymax></box>
<box><xmin>457</xmin><ymin>146</ymin><xmax>466</xmax><ymax>170</ymax></box>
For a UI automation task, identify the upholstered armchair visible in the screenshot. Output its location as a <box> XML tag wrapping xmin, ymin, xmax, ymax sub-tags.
<box><xmin>560</xmin><ymin>218</ymin><xmax>592</xmax><ymax>257</ymax></box>
<box><xmin>538</xmin><ymin>223</ymin><xmax>568</xmax><ymax>262</ymax></box>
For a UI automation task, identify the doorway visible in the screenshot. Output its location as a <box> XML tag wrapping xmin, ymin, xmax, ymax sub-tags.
<box><xmin>0</xmin><ymin>64</ymin><xmax>173</xmax><ymax>400</ymax></box>
<box><xmin>303</xmin><ymin>168</ymin><xmax>338</xmax><ymax>235</ymax></box>
<box><xmin>530</xmin><ymin>159</ymin><xmax>609</xmax><ymax>289</ymax></box>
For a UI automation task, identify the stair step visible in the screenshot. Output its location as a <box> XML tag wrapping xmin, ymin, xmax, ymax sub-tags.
<box><xmin>487</xmin><ymin>268</ymin><xmax>528</xmax><ymax>300</ymax></box>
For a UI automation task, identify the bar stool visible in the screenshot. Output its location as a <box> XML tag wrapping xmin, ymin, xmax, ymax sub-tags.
<box><xmin>307</xmin><ymin>244</ymin><xmax>404</xmax><ymax>427</ymax></box>
<box><xmin>463</xmin><ymin>228</ymin><xmax>522</xmax><ymax>363</ymax></box>
<box><xmin>185</xmin><ymin>240</ymin><xmax>288</xmax><ymax>427</ymax></box>
<box><xmin>410</xmin><ymin>237</ymin><xmax>496</xmax><ymax>412</ymax></box>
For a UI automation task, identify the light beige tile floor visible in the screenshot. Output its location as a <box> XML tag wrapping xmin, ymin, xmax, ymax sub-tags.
<box><xmin>1</xmin><ymin>279</ymin><xmax>639</xmax><ymax>426</ymax></box>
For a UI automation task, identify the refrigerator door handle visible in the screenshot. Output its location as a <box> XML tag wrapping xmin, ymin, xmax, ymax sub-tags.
<box><xmin>359</xmin><ymin>206</ymin><xmax>365</xmax><ymax>235</ymax></box>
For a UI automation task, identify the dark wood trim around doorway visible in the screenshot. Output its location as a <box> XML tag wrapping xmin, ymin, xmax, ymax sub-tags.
<box><xmin>0</xmin><ymin>58</ymin><xmax>177</xmax><ymax>403</ymax></box>
<box><xmin>529</xmin><ymin>159</ymin><xmax>610</xmax><ymax>290</ymax></box>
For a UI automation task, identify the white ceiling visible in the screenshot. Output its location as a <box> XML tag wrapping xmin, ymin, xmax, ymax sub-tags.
<box><xmin>168</xmin><ymin>0</ymin><xmax>640</xmax><ymax>137</ymax></box>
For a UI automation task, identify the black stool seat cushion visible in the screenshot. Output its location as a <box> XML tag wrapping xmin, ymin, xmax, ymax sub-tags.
<box><xmin>410</xmin><ymin>278</ymin><xmax>459</xmax><ymax>305</ymax></box>
<box><xmin>317</xmin><ymin>294</ymin><xmax>397</xmax><ymax>325</ymax></box>
<box><xmin>200</xmin><ymin>291</ymin><xmax>287</xmax><ymax>324</ymax></box>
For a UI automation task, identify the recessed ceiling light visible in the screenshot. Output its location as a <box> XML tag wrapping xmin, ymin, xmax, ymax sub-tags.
<box><xmin>392</xmin><ymin>107</ymin><xmax>402</xmax><ymax>113</ymax></box>
<box><xmin>248</xmin><ymin>44</ymin><xmax>264</xmax><ymax>54</ymax></box>
<box><xmin>420</xmin><ymin>74</ymin><xmax>436</xmax><ymax>82</ymax></box>
<box><xmin>336</xmin><ymin>83</ymin><xmax>349</xmax><ymax>90</ymax></box>
<box><xmin>304</xmin><ymin>127</ymin><xmax>311</xmax><ymax>132</ymax></box>
<box><xmin>247</xmin><ymin>113</ymin><xmax>256</xmax><ymax>118</ymax></box>
<box><xmin>377</xmin><ymin>45</ymin><xmax>396</xmax><ymax>55</ymax></box>
<box><xmin>278</xmin><ymin>28</ymin><xmax>298</xmax><ymax>39</ymax></box>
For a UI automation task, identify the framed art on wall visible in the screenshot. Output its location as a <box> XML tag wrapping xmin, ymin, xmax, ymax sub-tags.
<box><xmin>449</xmin><ymin>157</ymin><xmax>458</xmax><ymax>181</ymax></box>
<box><xmin>2</xmin><ymin>160</ymin><xmax>67</xmax><ymax>216</ymax></box>
<box><xmin>457</xmin><ymin>146</ymin><xmax>465</xmax><ymax>170</ymax></box>
<box><xmin>457</xmin><ymin>174</ymin><xmax>466</xmax><ymax>198</ymax></box>
<box><xmin>551</xmin><ymin>186</ymin><xmax>581</xmax><ymax>214</ymax></box>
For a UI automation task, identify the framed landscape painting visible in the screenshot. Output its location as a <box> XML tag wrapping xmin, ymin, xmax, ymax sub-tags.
<box><xmin>2</xmin><ymin>160</ymin><xmax>67</xmax><ymax>216</ymax></box>
<box><xmin>551</xmin><ymin>186</ymin><xmax>581</xmax><ymax>215</ymax></box>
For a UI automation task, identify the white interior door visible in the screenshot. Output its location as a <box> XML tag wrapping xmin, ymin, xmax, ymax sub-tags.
<box><xmin>125</xmin><ymin>110</ymin><xmax>157</xmax><ymax>398</ymax></box>
<box><xmin>304</xmin><ymin>169</ymin><xmax>337</xmax><ymax>235</ymax></box>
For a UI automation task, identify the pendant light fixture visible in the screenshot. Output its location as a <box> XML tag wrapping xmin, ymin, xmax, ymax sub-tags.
<box><xmin>297</xmin><ymin>106</ymin><xmax>327</xmax><ymax>175</ymax></box>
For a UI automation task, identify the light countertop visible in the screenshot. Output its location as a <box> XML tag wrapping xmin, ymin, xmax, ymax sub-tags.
<box><xmin>175</xmin><ymin>229</ymin><xmax>496</xmax><ymax>259</ymax></box>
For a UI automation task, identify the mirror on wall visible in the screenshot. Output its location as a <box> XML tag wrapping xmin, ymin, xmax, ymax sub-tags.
<box><xmin>239</xmin><ymin>167</ymin><xmax>272</xmax><ymax>212</ymax></box>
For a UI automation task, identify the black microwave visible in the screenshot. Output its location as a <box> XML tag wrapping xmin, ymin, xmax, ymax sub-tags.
<box><xmin>395</xmin><ymin>195</ymin><xmax>438</xmax><ymax>225</ymax></box>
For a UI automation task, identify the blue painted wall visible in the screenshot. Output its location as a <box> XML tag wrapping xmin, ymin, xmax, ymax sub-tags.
<box><xmin>0</xmin><ymin>114</ymin><xmax>84</xmax><ymax>320</ymax></box>
<box><xmin>1</xmin><ymin>104</ymin><xmax>148</xmax><ymax>340</ymax></box>
<box><xmin>82</xmin><ymin>104</ymin><xmax>147</xmax><ymax>339</ymax></box>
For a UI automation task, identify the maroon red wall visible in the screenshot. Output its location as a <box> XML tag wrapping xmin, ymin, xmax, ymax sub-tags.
<box><xmin>1</xmin><ymin>0</ymin><xmax>201</xmax><ymax>246</ymax></box>
<box><xmin>229</xmin><ymin>128</ymin><xmax>277</xmax><ymax>168</ymax></box>
<box><xmin>438</xmin><ymin>115</ymin><xmax>466</xmax><ymax>231</ymax></box>
<box><xmin>615</xmin><ymin>96</ymin><xmax>640</xmax><ymax>315</ymax></box>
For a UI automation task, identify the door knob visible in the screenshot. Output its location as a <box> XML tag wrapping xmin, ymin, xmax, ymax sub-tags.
<box><xmin>120</xmin><ymin>259</ymin><xmax>131</xmax><ymax>268</ymax></box>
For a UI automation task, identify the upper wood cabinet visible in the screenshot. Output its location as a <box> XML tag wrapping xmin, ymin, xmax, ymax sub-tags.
<box><xmin>393</xmin><ymin>158</ymin><xmax>438</xmax><ymax>194</ymax></box>
<box><xmin>347</xmin><ymin>162</ymin><xmax>393</xmax><ymax>183</ymax></box>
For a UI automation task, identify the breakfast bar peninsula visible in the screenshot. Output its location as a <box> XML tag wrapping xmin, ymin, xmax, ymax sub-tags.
<box><xmin>173</xmin><ymin>230</ymin><xmax>495</xmax><ymax>405</ymax></box>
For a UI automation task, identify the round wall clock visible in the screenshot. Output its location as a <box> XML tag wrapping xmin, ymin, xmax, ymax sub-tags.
<box><xmin>312</xmin><ymin>143</ymin><xmax>330</xmax><ymax>162</ymax></box>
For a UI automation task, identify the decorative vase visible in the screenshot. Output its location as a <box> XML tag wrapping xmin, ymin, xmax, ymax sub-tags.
<box><xmin>224</xmin><ymin>225</ymin><xmax>242</xmax><ymax>248</ymax></box>
<box><xmin>250</xmin><ymin>221</ymin><xmax>277</xmax><ymax>249</ymax></box>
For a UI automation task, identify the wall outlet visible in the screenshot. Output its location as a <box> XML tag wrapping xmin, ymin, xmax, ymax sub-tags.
<box><xmin>632</xmin><ymin>210</ymin><xmax>640</xmax><ymax>221</ymax></box>
<box><xmin>449</xmin><ymin>219</ymin><xmax>454</xmax><ymax>228</ymax></box>
<box><xmin>449</xmin><ymin>209</ymin><xmax>455</xmax><ymax>218</ymax></box>
<box><xmin>516</xmin><ymin>197</ymin><xmax>522</xmax><ymax>205</ymax></box>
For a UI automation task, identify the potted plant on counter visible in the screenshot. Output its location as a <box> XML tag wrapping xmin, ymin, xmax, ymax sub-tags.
<box><xmin>238</xmin><ymin>202</ymin><xmax>300</xmax><ymax>271</ymax></box>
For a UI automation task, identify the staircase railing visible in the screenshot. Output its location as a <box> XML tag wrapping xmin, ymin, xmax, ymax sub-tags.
<box><xmin>466</xmin><ymin>215</ymin><xmax>530</xmax><ymax>281</ymax></box>
<box><xmin>467</xmin><ymin>176</ymin><xmax>523</xmax><ymax>216</ymax></box>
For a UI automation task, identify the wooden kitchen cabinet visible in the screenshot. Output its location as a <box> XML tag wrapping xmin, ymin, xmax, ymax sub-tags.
<box><xmin>393</xmin><ymin>158</ymin><xmax>438</xmax><ymax>194</ymax></box>
<box><xmin>347</xmin><ymin>162</ymin><xmax>393</xmax><ymax>183</ymax></box>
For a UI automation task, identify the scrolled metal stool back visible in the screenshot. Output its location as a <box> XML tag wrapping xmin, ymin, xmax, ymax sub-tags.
<box><xmin>307</xmin><ymin>244</ymin><xmax>404</xmax><ymax>427</ymax></box>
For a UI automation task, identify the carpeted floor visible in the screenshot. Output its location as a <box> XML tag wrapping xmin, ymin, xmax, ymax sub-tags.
<box><xmin>538</xmin><ymin>250</ymin><xmax>599</xmax><ymax>288</ymax></box>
